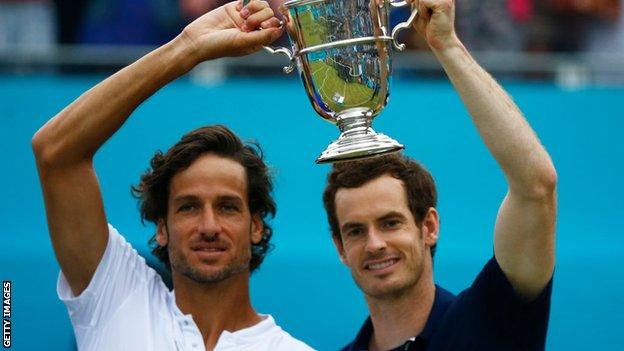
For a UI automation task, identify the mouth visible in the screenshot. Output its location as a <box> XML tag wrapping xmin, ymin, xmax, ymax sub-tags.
<box><xmin>192</xmin><ymin>245</ymin><xmax>228</xmax><ymax>259</ymax></box>
<box><xmin>364</xmin><ymin>257</ymin><xmax>399</xmax><ymax>273</ymax></box>
<box><xmin>194</xmin><ymin>247</ymin><xmax>226</xmax><ymax>252</ymax></box>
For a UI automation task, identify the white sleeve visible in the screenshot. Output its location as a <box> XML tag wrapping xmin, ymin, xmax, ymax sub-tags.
<box><xmin>57</xmin><ymin>224</ymin><xmax>161</xmax><ymax>328</ymax></box>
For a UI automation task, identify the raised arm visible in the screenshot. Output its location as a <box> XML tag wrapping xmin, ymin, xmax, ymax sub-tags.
<box><xmin>31</xmin><ymin>0</ymin><xmax>282</xmax><ymax>296</ymax></box>
<box><xmin>412</xmin><ymin>0</ymin><xmax>557</xmax><ymax>300</ymax></box>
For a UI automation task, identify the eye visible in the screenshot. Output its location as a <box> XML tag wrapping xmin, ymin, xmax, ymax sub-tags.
<box><xmin>345</xmin><ymin>227</ymin><xmax>365</xmax><ymax>237</ymax></box>
<box><xmin>381</xmin><ymin>219</ymin><xmax>401</xmax><ymax>229</ymax></box>
<box><xmin>219</xmin><ymin>202</ymin><xmax>241</xmax><ymax>214</ymax></box>
<box><xmin>177</xmin><ymin>203</ymin><xmax>198</xmax><ymax>213</ymax></box>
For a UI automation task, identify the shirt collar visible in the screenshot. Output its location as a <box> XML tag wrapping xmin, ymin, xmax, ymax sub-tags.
<box><xmin>348</xmin><ymin>285</ymin><xmax>456</xmax><ymax>351</ymax></box>
<box><xmin>419</xmin><ymin>285</ymin><xmax>455</xmax><ymax>340</ymax></box>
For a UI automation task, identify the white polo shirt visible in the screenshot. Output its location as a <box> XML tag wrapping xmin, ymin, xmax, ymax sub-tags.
<box><xmin>57</xmin><ymin>224</ymin><xmax>315</xmax><ymax>351</ymax></box>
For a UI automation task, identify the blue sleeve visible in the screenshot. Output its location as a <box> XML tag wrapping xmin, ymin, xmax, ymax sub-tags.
<box><xmin>430</xmin><ymin>257</ymin><xmax>553</xmax><ymax>351</ymax></box>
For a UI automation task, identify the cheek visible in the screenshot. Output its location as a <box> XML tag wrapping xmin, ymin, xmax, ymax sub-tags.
<box><xmin>342</xmin><ymin>243</ymin><xmax>362</xmax><ymax>267</ymax></box>
<box><xmin>407</xmin><ymin>237</ymin><xmax>425</xmax><ymax>260</ymax></box>
<box><xmin>173</xmin><ymin>215</ymin><xmax>195</xmax><ymax>227</ymax></box>
<box><xmin>222</xmin><ymin>220</ymin><xmax>252</xmax><ymax>246</ymax></box>
<box><xmin>165</xmin><ymin>232</ymin><xmax>182</xmax><ymax>250</ymax></box>
<box><xmin>170</xmin><ymin>216</ymin><xmax>199</xmax><ymax>235</ymax></box>
<box><xmin>165</xmin><ymin>223</ymin><xmax>191</xmax><ymax>248</ymax></box>
<box><xmin>233</xmin><ymin>231</ymin><xmax>251</xmax><ymax>247</ymax></box>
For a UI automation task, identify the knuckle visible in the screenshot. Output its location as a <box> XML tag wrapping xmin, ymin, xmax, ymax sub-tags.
<box><xmin>251</xmin><ymin>8</ymin><xmax>272</xmax><ymax>20</ymax></box>
<box><xmin>261</xmin><ymin>18</ymin><xmax>278</xmax><ymax>28</ymax></box>
<box><xmin>250</xmin><ymin>0</ymin><xmax>268</xmax><ymax>10</ymax></box>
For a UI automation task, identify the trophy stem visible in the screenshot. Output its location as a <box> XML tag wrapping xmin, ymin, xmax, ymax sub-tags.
<box><xmin>336</xmin><ymin>108</ymin><xmax>374</xmax><ymax>137</ymax></box>
<box><xmin>316</xmin><ymin>109</ymin><xmax>404</xmax><ymax>164</ymax></box>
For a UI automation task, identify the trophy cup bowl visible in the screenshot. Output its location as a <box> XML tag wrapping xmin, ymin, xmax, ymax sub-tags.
<box><xmin>265</xmin><ymin>0</ymin><xmax>417</xmax><ymax>163</ymax></box>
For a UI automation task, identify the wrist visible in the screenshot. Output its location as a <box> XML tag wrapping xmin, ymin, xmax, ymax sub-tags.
<box><xmin>170</xmin><ymin>31</ymin><xmax>205</xmax><ymax>73</ymax></box>
<box><xmin>429</xmin><ymin>33</ymin><xmax>465</xmax><ymax>61</ymax></box>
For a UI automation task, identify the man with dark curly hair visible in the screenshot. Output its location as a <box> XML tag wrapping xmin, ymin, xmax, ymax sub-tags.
<box><xmin>31</xmin><ymin>1</ymin><xmax>313</xmax><ymax>350</ymax></box>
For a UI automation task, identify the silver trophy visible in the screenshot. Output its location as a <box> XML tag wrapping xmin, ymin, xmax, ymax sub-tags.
<box><xmin>265</xmin><ymin>0</ymin><xmax>417</xmax><ymax>163</ymax></box>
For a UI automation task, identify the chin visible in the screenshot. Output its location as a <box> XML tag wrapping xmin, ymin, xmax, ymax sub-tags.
<box><xmin>186</xmin><ymin>266</ymin><xmax>236</xmax><ymax>283</ymax></box>
<box><xmin>357</xmin><ymin>275</ymin><xmax>415</xmax><ymax>299</ymax></box>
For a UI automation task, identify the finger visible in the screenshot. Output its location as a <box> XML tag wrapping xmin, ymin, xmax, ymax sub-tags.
<box><xmin>245</xmin><ymin>7</ymin><xmax>276</xmax><ymax>29</ymax></box>
<box><xmin>418</xmin><ymin>1</ymin><xmax>431</xmax><ymax>23</ymax></box>
<box><xmin>242</xmin><ymin>0</ymin><xmax>271</xmax><ymax>14</ymax></box>
<box><xmin>421</xmin><ymin>0</ymin><xmax>451</xmax><ymax>15</ymax></box>
<box><xmin>236</xmin><ymin>0</ymin><xmax>243</xmax><ymax>11</ymax></box>
<box><xmin>413</xmin><ymin>1</ymin><xmax>429</xmax><ymax>34</ymax></box>
<box><xmin>243</xmin><ymin>26</ymin><xmax>283</xmax><ymax>47</ymax></box>
<box><xmin>260</xmin><ymin>17</ymin><xmax>282</xmax><ymax>29</ymax></box>
<box><xmin>239</xmin><ymin>0</ymin><xmax>271</xmax><ymax>21</ymax></box>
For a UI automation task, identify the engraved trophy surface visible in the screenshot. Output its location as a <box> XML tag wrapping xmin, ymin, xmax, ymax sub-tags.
<box><xmin>266</xmin><ymin>0</ymin><xmax>417</xmax><ymax>163</ymax></box>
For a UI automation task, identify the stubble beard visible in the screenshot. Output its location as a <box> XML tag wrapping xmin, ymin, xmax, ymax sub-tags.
<box><xmin>357</xmin><ymin>253</ymin><xmax>425</xmax><ymax>300</ymax></box>
<box><xmin>168</xmin><ymin>230</ymin><xmax>252</xmax><ymax>284</ymax></box>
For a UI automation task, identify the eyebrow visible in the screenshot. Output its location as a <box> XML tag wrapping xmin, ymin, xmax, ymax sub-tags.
<box><xmin>340</xmin><ymin>211</ymin><xmax>407</xmax><ymax>232</ymax></box>
<box><xmin>216</xmin><ymin>195</ymin><xmax>244</xmax><ymax>205</ymax></box>
<box><xmin>171</xmin><ymin>194</ymin><xmax>200</xmax><ymax>205</ymax></box>
<box><xmin>340</xmin><ymin>222</ymin><xmax>364</xmax><ymax>233</ymax></box>
<box><xmin>378</xmin><ymin>211</ymin><xmax>407</xmax><ymax>222</ymax></box>
<box><xmin>171</xmin><ymin>194</ymin><xmax>244</xmax><ymax>205</ymax></box>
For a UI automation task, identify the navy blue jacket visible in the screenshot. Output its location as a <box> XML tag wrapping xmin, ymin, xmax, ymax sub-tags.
<box><xmin>340</xmin><ymin>257</ymin><xmax>553</xmax><ymax>351</ymax></box>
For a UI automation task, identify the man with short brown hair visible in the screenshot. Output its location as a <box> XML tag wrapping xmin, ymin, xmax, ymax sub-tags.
<box><xmin>323</xmin><ymin>0</ymin><xmax>557</xmax><ymax>350</ymax></box>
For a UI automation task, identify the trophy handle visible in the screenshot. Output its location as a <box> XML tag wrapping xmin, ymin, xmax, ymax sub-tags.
<box><xmin>389</xmin><ymin>0</ymin><xmax>418</xmax><ymax>51</ymax></box>
<box><xmin>251</xmin><ymin>17</ymin><xmax>296</xmax><ymax>74</ymax></box>
<box><xmin>262</xmin><ymin>46</ymin><xmax>295</xmax><ymax>74</ymax></box>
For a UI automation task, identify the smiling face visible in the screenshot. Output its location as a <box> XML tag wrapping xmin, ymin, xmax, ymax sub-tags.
<box><xmin>156</xmin><ymin>153</ymin><xmax>263</xmax><ymax>284</ymax></box>
<box><xmin>333</xmin><ymin>175</ymin><xmax>439</xmax><ymax>299</ymax></box>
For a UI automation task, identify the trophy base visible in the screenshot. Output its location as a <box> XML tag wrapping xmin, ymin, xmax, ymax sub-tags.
<box><xmin>316</xmin><ymin>132</ymin><xmax>404</xmax><ymax>164</ymax></box>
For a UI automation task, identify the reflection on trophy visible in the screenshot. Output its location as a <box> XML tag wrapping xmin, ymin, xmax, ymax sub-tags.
<box><xmin>265</xmin><ymin>0</ymin><xmax>418</xmax><ymax>163</ymax></box>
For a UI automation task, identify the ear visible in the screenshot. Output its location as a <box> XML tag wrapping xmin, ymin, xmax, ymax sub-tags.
<box><xmin>421</xmin><ymin>207</ymin><xmax>440</xmax><ymax>248</ymax></box>
<box><xmin>332</xmin><ymin>234</ymin><xmax>349</xmax><ymax>266</ymax></box>
<box><xmin>156</xmin><ymin>219</ymin><xmax>169</xmax><ymax>247</ymax></box>
<box><xmin>250</xmin><ymin>213</ymin><xmax>264</xmax><ymax>245</ymax></box>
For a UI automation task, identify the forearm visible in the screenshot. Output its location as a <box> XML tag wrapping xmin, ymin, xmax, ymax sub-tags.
<box><xmin>432</xmin><ymin>39</ymin><xmax>557</xmax><ymax>198</ymax></box>
<box><xmin>30</xmin><ymin>0</ymin><xmax>282</xmax><ymax>296</ymax></box>
<box><xmin>410</xmin><ymin>0</ymin><xmax>557</xmax><ymax>299</ymax></box>
<box><xmin>32</xmin><ymin>34</ymin><xmax>196</xmax><ymax>167</ymax></box>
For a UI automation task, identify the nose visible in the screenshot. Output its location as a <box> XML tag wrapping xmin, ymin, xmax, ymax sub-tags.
<box><xmin>198</xmin><ymin>207</ymin><xmax>221</xmax><ymax>237</ymax></box>
<box><xmin>364</xmin><ymin>228</ymin><xmax>387</xmax><ymax>254</ymax></box>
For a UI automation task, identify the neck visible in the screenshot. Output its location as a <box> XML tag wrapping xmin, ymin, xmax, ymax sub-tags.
<box><xmin>366</xmin><ymin>257</ymin><xmax>435</xmax><ymax>351</ymax></box>
<box><xmin>173</xmin><ymin>271</ymin><xmax>261</xmax><ymax>350</ymax></box>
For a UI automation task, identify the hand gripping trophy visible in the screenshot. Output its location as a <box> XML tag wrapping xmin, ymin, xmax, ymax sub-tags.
<box><xmin>261</xmin><ymin>0</ymin><xmax>417</xmax><ymax>163</ymax></box>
